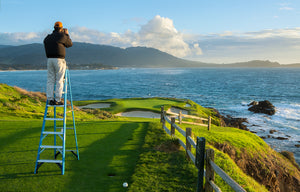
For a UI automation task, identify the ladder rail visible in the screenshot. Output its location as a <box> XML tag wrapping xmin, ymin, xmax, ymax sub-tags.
<box><xmin>67</xmin><ymin>69</ymin><xmax>80</xmax><ymax>160</ymax></box>
<box><xmin>54</xmin><ymin>105</ymin><xmax>57</xmax><ymax>158</ymax></box>
<box><xmin>34</xmin><ymin>100</ymin><xmax>49</xmax><ymax>174</ymax></box>
<box><xmin>61</xmin><ymin>69</ymin><xmax>68</xmax><ymax>175</ymax></box>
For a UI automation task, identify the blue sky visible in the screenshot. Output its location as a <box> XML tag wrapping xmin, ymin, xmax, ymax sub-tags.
<box><xmin>1</xmin><ymin>0</ymin><xmax>300</xmax><ymax>64</ymax></box>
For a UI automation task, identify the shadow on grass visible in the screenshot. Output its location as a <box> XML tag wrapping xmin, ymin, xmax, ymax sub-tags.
<box><xmin>0</xmin><ymin>121</ymin><xmax>41</xmax><ymax>152</ymax></box>
<box><xmin>0</xmin><ymin>121</ymin><xmax>65</xmax><ymax>185</ymax></box>
<box><xmin>64</xmin><ymin>122</ymin><xmax>148</xmax><ymax>192</ymax></box>
<box><xmin>129</xmin><ymin>122</ymin><xmax>198</xmax><ymax>191</ymax></box>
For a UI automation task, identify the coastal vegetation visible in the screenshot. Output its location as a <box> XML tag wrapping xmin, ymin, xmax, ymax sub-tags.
<box><xmin>0</xmin><ymin>83</ymin><xmax>299</xmax><ymax>191</ymax></box>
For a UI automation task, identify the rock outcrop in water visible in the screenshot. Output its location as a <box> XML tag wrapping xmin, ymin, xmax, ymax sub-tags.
<box><xmin>210</xmin><ymin>108</ymin><xmax>249</xmax><ymax>130</ymax></box>
<box><xmin>248</xmin><ymin>100</ymin><xmax>276</xmax><ymax>115</ymax></box>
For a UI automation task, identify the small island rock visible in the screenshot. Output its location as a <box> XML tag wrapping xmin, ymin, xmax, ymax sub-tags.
<box><xmin>248</xmin><ymin>100</ymin><xmax>276</xmax><ymax>115</ymax></box>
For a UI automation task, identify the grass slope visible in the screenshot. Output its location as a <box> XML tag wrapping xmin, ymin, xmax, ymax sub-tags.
<box><xmin>129</xmin><ymin>122</ymin><xmax>198</xmax><ymax>191</ymax></box>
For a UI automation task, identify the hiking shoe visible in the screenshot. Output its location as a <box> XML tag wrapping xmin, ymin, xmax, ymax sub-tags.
<box><xmin>49</xmin><ymin>100</ymin><xmax>56</xmax><ymax>105</ymax></box>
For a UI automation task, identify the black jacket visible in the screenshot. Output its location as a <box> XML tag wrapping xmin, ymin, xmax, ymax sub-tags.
<box><xmin>44</xmin><ymin>30</ymin><xmax>73</xmax><ymax>59</ymax></box>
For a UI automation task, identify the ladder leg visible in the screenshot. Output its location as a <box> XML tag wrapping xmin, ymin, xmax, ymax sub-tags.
<box><xmin>67</xmin><ymin>69</ymin><xmax>80</xmax><ymax>160</ymax></box>
<box><xmin>62</xmin><ymin>70</ymin><xmax>68</xmax><ymax>175</ymax></box>
<box><xmin>34</xmin><ymin>100</ymin><xmax>49</xmax><ymax>174</ymax></box>
<box><xmin>54</xmin><ymin>106</ymin><xmax>57</xmax><ymax>158</ymax></box>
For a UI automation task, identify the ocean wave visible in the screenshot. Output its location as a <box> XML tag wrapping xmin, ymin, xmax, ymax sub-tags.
<box><xmin>275</xmin><ymin>103</ymin><xmax>300</xmax><ymax>122</ymax></box>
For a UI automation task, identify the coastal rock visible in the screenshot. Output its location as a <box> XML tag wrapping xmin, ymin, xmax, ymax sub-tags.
<box><xmin>270</xmin><ymin>129</ymin><xmax>277</xmax><ymax>134</ymax></box>
<box><xmin>295</xmin><ymin>144</ymin><xmax>300</xmax><ymax>148</ymax></box>
<box><xmin>223</xmin><ymin>115</ymin><xmax>249</xmax><ymax>131</ymax></box>
<box><xmin>210</xmin><ymin>108</ymin><xmax>249</xmax><ymax>130</ymax></box>
<box><xmin>248</xmin><ymin>100</ymin><xmax>276</xmax><ymax>115</ymax></box>
<box><xmin>248</xmin><ymin>101</ymin><xmax>258</xmax><ymax>106</ymax></box>
<box><xmin>273</xmin><ymin>136</ymin><xmax>289</xmax><ymax>140</ymax></box>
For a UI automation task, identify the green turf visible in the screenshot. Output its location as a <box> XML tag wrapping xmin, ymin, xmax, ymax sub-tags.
<box><xmin>129</xmin><ymin>122</ymin><xmax>198</xmax><ymax>191</ymax></box>
<box><xmin>0</xmin><ymin>120</ymin><xmax>147</xmax><ymax>192</ymax></box>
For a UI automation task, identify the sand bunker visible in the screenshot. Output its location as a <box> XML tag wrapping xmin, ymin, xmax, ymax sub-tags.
<box><xmin>115</xmin><ymin>111</ymin><xmax>161</xmax><ymax>119</ymax></box>
<box><xmin>78</xmin><ymin>103</ymin><xmax>190</xmax><ymax>119</ymax></box>
<box><xmin>78</xmin><ymin>103</ymin><xmax>111</xmax><ymax>109</ymax></box>
<box><xmin>167</xmin><ymin>107</ymin><xmax>188</xmax><ymax>115</ymax></box>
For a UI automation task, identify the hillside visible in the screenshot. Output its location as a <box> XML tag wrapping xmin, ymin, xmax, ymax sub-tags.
<box><xmin>0</xmin><ymin>43</ymin><xmax>205</xmax><ymax>70</ymax></box>
<box><xmin>1</xmin><ymin>83</ymin><xmax>300</xmax><ymax>191</ymax></box>
<box><xmin>0</xmin><ymin>43</ymin><xmax>299</xmax><ymax>70</ymax></box>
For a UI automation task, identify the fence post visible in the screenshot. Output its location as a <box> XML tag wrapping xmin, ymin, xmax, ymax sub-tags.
<box><xmin>162</xmin><ymin>111</ymin><xmax>166</xmax><ymax>130</ymax></box>
<box><xmin>205</xmin><ymin>149</ymin><xmax>214</xmax><ymax>192</ymax></box>
<box><xmin>179</xmin><ymin>110</ymin><xmax>182</xmax><ymax>124</ymax></box>
<box><xmin>171</xmin><ymin>117</ymin><xmax>176</xmax><ymax>136</ymax></box>
<box><xmin>196</xmin><ymin>137</ymin><xmax>206</xmax><ymax>192</ymax></box>
<box><xmin>160</xmin><ymin>106</ymin><xmax>164</xmax><ymax>123</ymax></box>
<box><xmin>186</xmin><ymin>127</ymin><xmax>192</xmax><ymax>160</ymax></box>
<box><xmin>207</xmin><ymin>116</ymin><xmax>211</xmax><ymax>131</ymax></box>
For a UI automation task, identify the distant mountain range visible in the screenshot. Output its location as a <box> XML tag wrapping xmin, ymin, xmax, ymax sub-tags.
<box><xmin>0</xmin><ymin>42</ymin><xmax>299</xmax><ymax>70</ymax></box>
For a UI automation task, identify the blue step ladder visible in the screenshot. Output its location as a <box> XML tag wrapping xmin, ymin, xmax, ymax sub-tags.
<box><xmin>34</xmin><ymin>69</ymin><xmax>79</xmax><ymax>175</ymax></box>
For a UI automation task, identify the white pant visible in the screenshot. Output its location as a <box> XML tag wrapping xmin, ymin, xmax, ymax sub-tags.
<box><xmin>46</xmin><ymin>58</ymin><xmax>66</xmax><ymax>101</ymax></box>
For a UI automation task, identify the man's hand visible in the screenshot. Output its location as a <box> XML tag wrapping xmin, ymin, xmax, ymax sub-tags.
<box><xmin>63</xmin><ymin>28</ymin><xmax>69</xmax><ymax>35</ymax></box>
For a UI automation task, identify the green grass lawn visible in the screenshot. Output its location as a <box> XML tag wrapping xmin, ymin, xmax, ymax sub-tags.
<box><xmin>0</xmin><ymin>120</ymin><xmax>147</xmax><ymax>192</ymax></box>
<box><xmin>0</xmin><ymin>118</ymin><xmax>204</xmax><ymax>192</ymax></box>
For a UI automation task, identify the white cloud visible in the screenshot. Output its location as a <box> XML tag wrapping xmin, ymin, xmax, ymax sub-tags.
<box><xmin>193</xmin><ymin>43</ymin><xmax>203</xmax><ymax>55</ymax></box>
<box><xmin>280</xmin><ymin>6</ymin><xmax>294</xmax><ymax>10</ymax></box>
<box><xmin>69</xmin><ymin>15</ymin><xmax>201</xmax><ymax>58</ymax></box>
<box><xmin>0</xmin><ymin>32</ymin><xmax>44</xmax><ymax>45</ymax></box>
<box><xmin>185</xmin><ymin>28</ymin><xmax>300</xmax><ymax>64</ymax></box>
<box><xmin>134</xmin><ymin>15</ymin><xmax>194</xmax><ymax>57</ymax></box>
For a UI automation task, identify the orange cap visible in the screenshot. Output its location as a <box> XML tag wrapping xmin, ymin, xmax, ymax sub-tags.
<box><xmin>54</xmin><ymin>21</ymin><xmax>63</xmax><ymax>28</ymax></box>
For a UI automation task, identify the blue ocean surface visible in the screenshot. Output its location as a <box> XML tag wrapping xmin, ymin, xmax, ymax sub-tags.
<box><xmin>0</xmin><ymin>68</ymin><xmax>299</xmax><ymax>163</ymax></box>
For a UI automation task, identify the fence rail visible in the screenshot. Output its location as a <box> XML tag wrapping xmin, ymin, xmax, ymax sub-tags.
<box><xmin>160</xmin><ymin>106</ymin><xmax>246</xmax><ymax>192</ymax></box>
<box><xmin>162</xmin><ymin>107</ymin><xmax>212</xmax><ymax>130</ymax></box>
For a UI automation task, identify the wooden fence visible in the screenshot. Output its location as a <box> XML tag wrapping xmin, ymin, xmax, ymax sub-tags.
<box><xmin>160</xmin><ymin>106</ymin><xmax>246</xmax><ymax>192</ymax></box>
<box><xmin>166</xmin><ymin>108</ymin><xmax>212</xmax><ymax>130</ymax></box>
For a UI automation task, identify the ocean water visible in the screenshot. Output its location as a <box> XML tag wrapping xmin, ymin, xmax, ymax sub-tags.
<box><xmin>0</xmin><ymin>68</ymin><xmax>299</xmax><ymax>163</ymax></box>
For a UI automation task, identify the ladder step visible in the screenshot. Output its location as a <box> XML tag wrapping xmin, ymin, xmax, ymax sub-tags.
<box><xmin>38</xmin><ymin>159</ymin><xmax>62</xmax><ymax>163</ymax></box>
<box><xmin>47</xmin><ymin>104</ymin><xmax>73</xmax><ymax>108</ymax></box>
<box><xmin>43</xmin><ymin>131</ymin><xmax>63</xmax><ymax>135</ymax></box>
<box><xmin>56</xmin><ymin>127</ymin><xmax>74</xmax><ymax>130</ymax></box>
<box><xmin>47</xmin><ymin>105</ymin><xmax>64</xmax><ymax>107</ymax></box>
<box><xmin>40</xmin><ymin>145</ymin><xmax>63</xmax><ymax>149</ymax></box>
<box><xmin>45</xmin><ymin>118</ymin><xmax>64</xmax><ymax>121</ymax></box>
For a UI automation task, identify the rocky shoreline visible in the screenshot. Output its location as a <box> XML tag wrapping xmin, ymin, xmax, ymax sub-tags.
<box><xmin>213</xmin><ymin>101</ymin><xmax>300</xmax><ymax>168</ymax></box>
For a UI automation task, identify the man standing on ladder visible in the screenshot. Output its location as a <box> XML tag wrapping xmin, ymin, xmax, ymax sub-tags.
<box><xmin>44</xmin><ymin>21</ymin><xmax>73</xmax><ymax>105</ymax></box>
